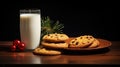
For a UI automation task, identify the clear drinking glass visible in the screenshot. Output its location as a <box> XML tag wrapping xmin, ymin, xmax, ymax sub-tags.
<box><xmin>20</xmin><ymin>9</ymin><xmax>41</xmax><ymax>50</ymax></box>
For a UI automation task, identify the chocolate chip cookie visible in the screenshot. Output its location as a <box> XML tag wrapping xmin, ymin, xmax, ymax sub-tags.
<box><xmin>42</xmin><ymin>33</ymin><xmax>69</xmax><ymax>42</ymax></box>
<box><xmin>69</xmin><ymin>35</ymin><xmax>96</xmax><ymax>48</ymax></box>
<box><xmin>33</xmin><ymin>47</ymin><xmax>61</xmax><ymax>55</ymax></box>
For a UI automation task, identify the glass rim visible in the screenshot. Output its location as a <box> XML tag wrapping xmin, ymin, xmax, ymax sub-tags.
<box><xmin>20</xmin><ymin>9</ymin><xmax>40</xmax><ymax>13</ymax></box>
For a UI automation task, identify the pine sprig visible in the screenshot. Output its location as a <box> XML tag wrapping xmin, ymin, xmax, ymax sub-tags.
<box><xmin>41</xmin><ymin>16</ymin><xmax>64</xmax><ymax>38</ymax></box>
<box><xmin>52</xmin><ymin>21</ymin><xmax>64</xmax><ymax>33</ymax></box>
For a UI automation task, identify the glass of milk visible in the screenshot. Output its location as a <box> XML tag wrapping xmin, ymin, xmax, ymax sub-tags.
<box><xmin>20</xmin><ymin>9</ymin><xmax>41</xmax><ymax>50</ymax></box>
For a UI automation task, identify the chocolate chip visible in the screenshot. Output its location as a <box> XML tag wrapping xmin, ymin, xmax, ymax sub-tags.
<box><xmin>48</xmin><ymin>34</ymin><xmax>50</xmax><ymax>36</ymax></box>
<box><xmin>87</xmin><ymin>36</ymin><xmax>93</xmax><ymax>40</ymax></box>
<box><xmin>75</xmin><ymin>42</ymin><xmax>79</xmax><ymax>45</ymax></box>
<box><xmin>90</xmin><ymin>36</ymin><xmax>93</xmax><ymax>39</ymax></box>
<box><xmin>80</xmin><ymin>37</ymin><xmax>82</xmax><ymax>39</ymax></box>
<box><xmin>72</xmin><ymin>41</ymin><xmax>75</xmax><ymax>43</ymax></box>
<box><xmin>87</xmin><ymin>41</ymin><xmax>89</xmax><ymax>43</ymax></box>
<box><xmin>75</xmin><ymin>38</ymin><xmax>77</xmax><ymax>40</ymax></box>
<box><xmin>55</xmin><ymin>34</ymin><xmax>57</xmax><ymax>36</ymax></box>
<box><xmin>60</xmin><ymin>35</ymin><xmax>63</xmax><ymax>37</ymax></box>
<box><xmin>86</xmin><ymin>37</ymin><xmax>88</xmax><ymax>39</ymax></box>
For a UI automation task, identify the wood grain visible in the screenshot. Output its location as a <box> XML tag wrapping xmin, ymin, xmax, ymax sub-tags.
<box><xmin>0</xmin><ymin>41</ymin><xmax>120</xmax><ymax>64</ymax></box>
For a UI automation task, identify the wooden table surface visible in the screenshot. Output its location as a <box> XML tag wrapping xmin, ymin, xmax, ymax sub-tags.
<box><xmin>0</xmin><ymin>40</ymin><xmax>120</xmax><ymax>65</ymax></box>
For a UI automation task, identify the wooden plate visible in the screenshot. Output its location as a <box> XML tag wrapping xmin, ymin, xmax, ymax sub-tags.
<box><xmin>64</xmin><ymin>37</ymin><xmax>112</xmax><ymax>51</ymax></box>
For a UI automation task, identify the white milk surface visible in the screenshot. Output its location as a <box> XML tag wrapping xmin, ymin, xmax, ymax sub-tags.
<box><xmin>20</xmin><ymin>14</ymin><xmax>41</xmax><ymax>49</ymax></box>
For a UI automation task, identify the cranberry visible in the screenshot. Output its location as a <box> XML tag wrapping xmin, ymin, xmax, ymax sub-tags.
<box><xmin>13</xmin><ymin>39</ymin><xmax>21</xmax><ymax>46</ymax></box>
<box><xmin>18</xmin><ymin>42</ymin><xmax>25</xmax><ymax>51</ymax></box>
<box><xmin>10</xmin><ymin>45</ymin><xmax>16</xmax><ymax>51</ymax></box>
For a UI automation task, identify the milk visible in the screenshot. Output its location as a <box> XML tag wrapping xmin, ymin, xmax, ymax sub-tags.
<box><xmin>20</xmin><ymin>14</ymin><xmax>41</xmax><ymax>50</ymax></box>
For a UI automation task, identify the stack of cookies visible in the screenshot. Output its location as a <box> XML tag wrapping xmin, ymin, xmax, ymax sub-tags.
<box><xmin>68</xmin><ymin>35</ymin><xmax>100</xmax><ymax>48</ymax></box>
<box><xmin>33</xmin><ymin>33</ymin><xmax>69</xmax><ymax>55</ymax></box>
<box><xmin>41</xmin><ymin>33</ymin><xmax>69</xmax><ymax>49</ymax></box>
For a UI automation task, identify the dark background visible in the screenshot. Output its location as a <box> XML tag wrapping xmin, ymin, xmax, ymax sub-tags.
<box><xmin>0</xmin><ymin>1</ymin><xmax>119</xmax><ymax>41</ymax></box>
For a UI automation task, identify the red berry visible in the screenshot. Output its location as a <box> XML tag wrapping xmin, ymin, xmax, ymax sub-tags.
<box><xmin>10</xmin><ymin>45</ymin><xmax>16</xmax><ymax>51</ymax></box>
<box><xmin>18</xmin><ymin>42</ymin><xmax>25</xmax><ymax>51</ymax></box>
<box><xmin>13</xmin><ymin>39</ymin><xmax>21</xmax><ymax>46</ymax></box>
